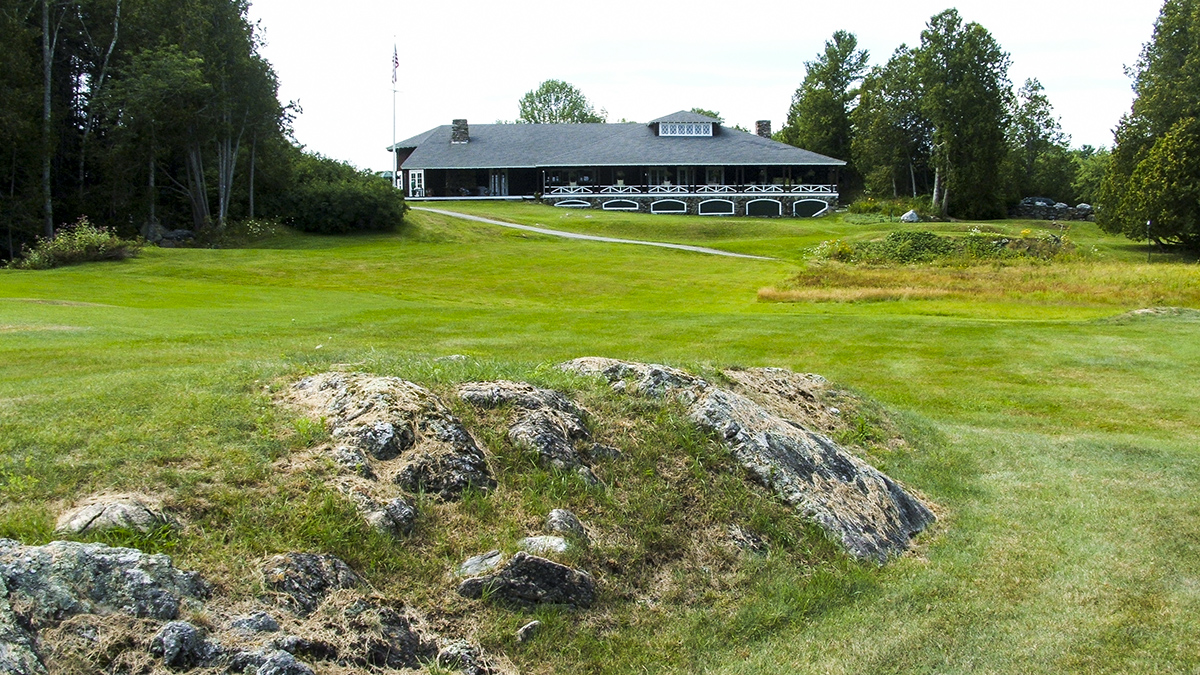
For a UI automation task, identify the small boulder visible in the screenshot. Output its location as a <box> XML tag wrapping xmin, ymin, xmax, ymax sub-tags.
<box><xmin>516</xmin><ymin>620</ymin><xmax>542</xmax><ymax>643</ymax></box>
<box><xmin>546</xmin><ymin>509</ymin><xmax>588</xmax><ymax>543</ymax></box>
<box><xmin>458</xmin><ymin>381</ymin><xmax>602</xmax><ymax>482</ymax></box>
<box><xmin>228</xmin><ymin>649</ymin><xmax>315</xmax><ymax>675</ymax></box>
<box><xmin>728</xmin><ymin>524</ymin><xmax>767</xmax><ymax>554</ymax></box>
<box><xmin>230</xmin><ymin>611</ymin><xmax>280</xmax><ymax>634</ymax></box>
<box><xmin>456</xmin><ymin>550</ymin><xmax>503</xmax><ymax>577</ymax></box>
<box><xmin>0</xmin><ymin>539</ymin><xmax>209</xmax><ymax>630</ymax></box>
<box><xmin>55</xmin><ymin>494</ymin><xmax>172</xmax><ymax>535</ymax></box>
<box><xmin>150</xmin><ymin>621</ymin><xmax>221</xmax><ymax>670</ymax></box>
<box><xmin>559</xmin><ymin>357</ymin><xmax>706</xmax><ymax>399</ymax></box>
<box><xmin>437</xmin><ymin>640</ymin><xmax>489</xmax><ymax>675</ymax></box>
<box><xmin>457</xmin><ymin>552</ymin><xmax>596</xmax><ymax>608</ymax></box>
<box><xmin>262</xmin><ymin>553</ymin><xmax>362</xmax><ymax>616</ymax></box>
<box><xmin>518</xmin><ymin>536</ymin><xmax>570</xmax><ymax>555</ymax></box>
<box><xmin>900</xmin><ymin>209</ymin><xmax>920</xmax><ymax>223</ymax></box>
<box><xmin>365</xmin><ymin>497</ymin><xmax>418</xmax><ymax>536</ymax></box>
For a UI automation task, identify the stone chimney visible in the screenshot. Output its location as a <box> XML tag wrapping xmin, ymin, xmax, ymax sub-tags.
<box><xmin>451</xmin><ymin>119</ymin><xmax>469</xmax><ymax>144</ymax></box>
<box><xmin>756</xmin><ymin>120</ymin><xmax>772</xmax><ymax>138</ymax></box>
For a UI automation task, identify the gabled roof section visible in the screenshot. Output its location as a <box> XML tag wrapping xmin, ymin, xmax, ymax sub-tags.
<box><xmin>390</xmin><ymin>122</ymin><xmax>845</xmax><ymax>169</ymax></box>
<box><xmin>649</xmin><ymin>110</ymin><xmax>721</xmax><ymax>124</ymax></box>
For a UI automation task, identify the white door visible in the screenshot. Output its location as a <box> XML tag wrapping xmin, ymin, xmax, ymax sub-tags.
<box><xmin>409</xmin><ymin>169</ymin><xmax>425</xmax><ymax>197</ymax></box>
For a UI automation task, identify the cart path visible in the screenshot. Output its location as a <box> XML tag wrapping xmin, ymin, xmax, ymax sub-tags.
<box><xmin>411</xmin><ymin>206</ymin><xmax>776</xmax><ymax>261</ymax></box>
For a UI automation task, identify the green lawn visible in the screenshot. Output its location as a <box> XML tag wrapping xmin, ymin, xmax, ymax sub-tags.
<box><xmin>2</xmin><ymin>205</ymin><xmax>1199</xmax><ymax>673</ymax></box>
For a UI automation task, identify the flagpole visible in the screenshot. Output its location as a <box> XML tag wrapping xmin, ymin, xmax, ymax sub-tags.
<box><xmin>392</xmin><ymin>41</ymin><xmax>398</xmax><ymax>190</ymax></box>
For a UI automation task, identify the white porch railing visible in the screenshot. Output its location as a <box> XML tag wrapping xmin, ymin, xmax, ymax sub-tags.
<box><xmin>545</xmin><ymin>184</ymin><xmax>837</xmax><ymax>196</ymax></box>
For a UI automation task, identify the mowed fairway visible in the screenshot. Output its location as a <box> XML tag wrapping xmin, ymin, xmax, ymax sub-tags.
<box><xmin>2</xmin><ymin>204</ymin><xmax>1199</xmax><ymax>674</ymax></box>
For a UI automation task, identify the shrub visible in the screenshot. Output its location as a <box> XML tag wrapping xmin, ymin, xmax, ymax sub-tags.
<box><xmin>9</xmin><ymin>217</ymin><xmax>142</xmax><ymax>270</ymax></box>
<box><xmin>847</xmin><ymin>196</ymin><xmax>935</xmax><ymax>219</ymax></box>
<box><xmin>282</xmin><ymin>154</ymin><xmax>406</xmax><ymax>234</ymax></box>
<box><xmin>809</xmin><ymin>229</ymin><xmax>1076</xmax><ymax>265</ymax></box>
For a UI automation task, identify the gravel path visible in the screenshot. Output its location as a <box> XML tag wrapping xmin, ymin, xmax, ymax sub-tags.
<box><xmin>412</xmin><ymin>206</ymin><xmax>776</xmax><ymax>261</ymax></box>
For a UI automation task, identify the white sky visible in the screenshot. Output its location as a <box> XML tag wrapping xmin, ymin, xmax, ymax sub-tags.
<box><xmin>246</xmin><ymin>0</ymin><xmax>1164</xmax><ymax>173</ymax></box>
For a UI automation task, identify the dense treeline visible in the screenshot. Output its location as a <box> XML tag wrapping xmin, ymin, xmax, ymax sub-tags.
<box><xmin>780</xmin><ymin>9</ymin><xmax>1111</xmax><ymax>220</ymax></box>
<box><xmin>0</xmin><ymin>0</ymin><xmax>402</xmax><ymax>262</ymax></box>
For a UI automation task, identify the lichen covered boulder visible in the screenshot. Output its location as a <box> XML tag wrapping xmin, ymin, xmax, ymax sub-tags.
<box><xmin>457</xmin><ymin>552</ymin><xmax>596</xmax><ymax>608</ymax></box>
<box><xmin>288</xmin><ymin>373</ymin><xmax>495</xmax><ymax>500</ymax></box>
<box><xmin>54</xmin><ymin>494</ymin><xmax>173</xmax><ymax>536</ymax></box>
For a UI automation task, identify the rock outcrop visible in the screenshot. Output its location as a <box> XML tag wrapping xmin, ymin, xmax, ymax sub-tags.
<box><xmin>54</xmin><ymin>494</ymin><xmax>173</xmax><ymax>535</ymax></box>
<box><xmin>458</xmin><ymin>380</ymin><xmax>610</xmax><ymax>483</ymax></box>
<box><xmin>289</xmin><ymin>373</ymin><xmax>495</xmax><ymax>501</ymax></box>
<box><xmin>262</xmin><ymin>553</ymin><xmax>362</xmax><ymax>616</ymax></box>
<box><xmin>458</xmin><ymin>552</ymin><xmax>596</xmax><ymax>608</ymax></box>
<box><xmin>561</xmin><ymin>358</ymin><xmax>935</xmax><ymax>562</ymax></box>
<box><xmin>0</xmin><ymin>539</ymin><xmax>209</xmax><ymax>674</ymax></box>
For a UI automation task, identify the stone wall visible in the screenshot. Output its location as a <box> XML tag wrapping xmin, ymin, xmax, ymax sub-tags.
<box><xmin>1011</xmin><ymin>202</ymin><xmax>1095</xmax><ymax>221</ymax></box>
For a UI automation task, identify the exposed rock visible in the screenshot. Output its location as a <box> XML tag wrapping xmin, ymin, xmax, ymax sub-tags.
<box><xmin>722</xmin><ymin>367</ymin><xmax>840</xmax><ymax>433</ymax></box>
<box><xmin>54</xmin><ymin>494</ymin><xmax>172</xmax><ymax>535</ymax></box>
<box><xmin>560</xmin><ymin>357</ymin><xmax>706</xmax><ymax>398</ymax></box>
<box><xmin>437</xmin><ymin>639</ymin><xmax>490</xmax><ymax>675</ymax></box>
<box><xmin>728</xmin><ymin>524</ymin><xmax>767</xmax><ymax>554</ymax></box>
<box><xmin>331</xmin><ymin>446</ymin><xmax>374</xmax><ymax>478</ymax></box>
<box><xmin>457</xmin><ymin>552</ymin><xmax>596</xmax><ymax>608</ymax></box>
<box><xmin>457</xmin><ymin>550</ymin><xmax>504</xmax><ymax>577</ymax></box>
<box><xmin>0</xmin><ymin>539</ymin><xmax>208</xmax><ymax>629</ymax></box>
<box><xmin>900</xmin><ymin>209</ymin><xmax>920</xmax><ymax>223</ymax></box>
<box><xmin>331</xmin><ymin>599</ymin><xmax>435</xmax><ymax>670</ymax></box>
<box><xmin>364</xmin><ymin>497</ymin><xmax>418</xmax><ymax>536</ymax></box>
<box><xmin>690</xmin><ymin>387</ymin><xmax>935</xmax><ymax>562</ymax></box>
<box><xmin>436</xmin><ymin>354</ymin><xmax>470</xmax><ymax>362</ymax></box>
<box><xmin>518</xmin><ymin>536</ymin><xmax>570</xmax><ymax>555</ymax></box>
<box><xmin>288</xmin><ymin>373</ymin><xmax>494</xmax><ymax>500</ymax></box>
<box><xmin>230</xmin><ymin>611</ymin><xmax>280</xmax><ymax>634</ymax></box>
<box><xmin>270</xmin><ymin>634</ymin><xmax>338</xmax><ymax>661</ymax></box>
<box><xmin>546</xmin><ymin>508</ymin><xmax>588</xmax><ymax>543</ymax></box>
<box><xmin>0</xmin><ymin>576</ymin><xmax>43</xmax><ymax>675</ymax></box>
<box><xmin>516</xmin><ymin>620</ymin><xmax>541</xmax><ymax>643</ymax></box>
<box><xmin>262</xmin><ymin>553</ymin><xmax>362</xmax><ymax>616</ymax></box>
<box><xmin>561</xmin><ymin>358</ymin><xmax>936</xmax><ymax>563</ymax></box>
<box><xmin>458</xmin><ymin>380</ymin><xmax>599</xmax><ymax>482</ymax></box>
<box><xmin>228</xmin><ymin>649</ymin><xmax>315</xmax><ymax>675</ymax></box>
<box><xmin>150</xmin><ymin>620</ymin><xmax>222</xmax><ymax>670</ymax></box>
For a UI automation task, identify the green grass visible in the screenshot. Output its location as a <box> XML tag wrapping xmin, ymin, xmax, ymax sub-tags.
<box><xmin>2</xmin><ymin>205</ymin><xmax>1199</xmax><ymax>673</ymax></box>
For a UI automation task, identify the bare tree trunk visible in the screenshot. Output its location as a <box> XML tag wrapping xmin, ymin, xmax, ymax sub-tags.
<box><xmin>185</xmin><ymin>143</ymin><xmax>210</xmax><ymax>231</ymax></box>
<box><xmin>931</xmin><ymin>166</ymin><xmax>941</xmax><ymax>213</ymax></box>
<box><xmin>148</xmin><ymin>152</ymin><xmax>156</xmax><ymax>223</ymax></box>
<box><xmin>909</xmin><ymin>160</ymin><xmax>917</xmax><ymax>199</ymax></box>
<box><xmin>77</xmin><ymin>0</ymin><xmax>121</xmax><ymax>193</ymax></box>
<box><xmin>41</xmin><ymin>0</ymin><xmax>53</xmax><ymax>238</ymax></box>
<box><xmin>941</xmin><ymin>182</ymin><xmax>950</xmax><ymax>217</ymax></box>
<box><xmin>248</xmin><ymin>134</ymin><xmax>255</xmax><ymax>219</ymax></box>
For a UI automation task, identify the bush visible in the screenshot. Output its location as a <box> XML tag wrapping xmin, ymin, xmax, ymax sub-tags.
<box><xmin>810</xmin><ymin>228</ymin><xmax>1075</xmax><ymax>265</ymax></box>
<box><xmin>282</xmin><ymin>154</ymin><xmax>406</xmax><ymax>234</ymax></box>
<box><xmin>847</xmin><ymin>196</ymin><xmax>935</xmax><ymax>219</ymax></box>
<box><xmin>9</xmin><ymin>217</ymin><xmax>142</xmax><ymax>269</ymax></box>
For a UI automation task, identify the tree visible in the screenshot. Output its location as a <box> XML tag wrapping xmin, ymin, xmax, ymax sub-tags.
<box><xmin>852</xmin><ymin>46</ymin><xmax>933</xmax><ymax>198</ymax></box>
<box><xmin>689</xmin><ymin>108</ymin><xmax>723</xmax><ymax>123</ymax></box>
<box><xmin>1071</xmin><ymin>146</ymin><xmax>1109</xmax><ymax>206</ymax></box>
<box><xmin>915</xmin><ymin>9</ymin><xmax>1013</xmax><ymax>218</ymax></box>
<box><xmin>781</xmin><ymin>30</ymin><xmax>869</xmax><ymax>181</ymax></box>
<box><xmin>1098</xmin><ymin>0</ymin><xmax>1200</xmax><ymax>249</ymax></box>
<box><xmin>1010</xmin><ymin>78</ymin><xmax>1075</xmax><ymax>202</ymax></box>
<box><xmin>517</xmin><ymin>80</ymin><xmax>605</xmax><ymax>124</ymax></box>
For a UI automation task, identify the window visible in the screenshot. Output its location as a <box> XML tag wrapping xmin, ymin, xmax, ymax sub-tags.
<box><xmin>408</xmin><ymin>170</ymin><xmax>425</xmax><ymax>198</ymax></box>
<box><xmin>659</xmin><ymin>122</ymin><xmax>713</xmax><ymax>137</ymax></box>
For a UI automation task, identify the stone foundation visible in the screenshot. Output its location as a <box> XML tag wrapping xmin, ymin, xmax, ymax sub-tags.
<box><xmin>542</xmin><ymin>194</ymin><xmax>838</xmax><ymax>218</ymax></box>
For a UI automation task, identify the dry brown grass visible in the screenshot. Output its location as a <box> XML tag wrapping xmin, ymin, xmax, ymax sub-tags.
<box><xmin>759</xmin><ymin>262</ymin><xmax>1200</xmax><ymax>306</ymax></box>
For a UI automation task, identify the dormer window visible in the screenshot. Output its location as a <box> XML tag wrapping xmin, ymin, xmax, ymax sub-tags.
<box><xmin>659</xmin><ymin>122</ymin><xmax>713</xmax><ymax>137</ymax></box>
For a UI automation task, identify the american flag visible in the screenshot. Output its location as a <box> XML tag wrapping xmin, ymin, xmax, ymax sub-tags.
<box><xmin>392</xmin><ymin>45</ymin><xmax>399</xmax><ymax>84</ymax></box>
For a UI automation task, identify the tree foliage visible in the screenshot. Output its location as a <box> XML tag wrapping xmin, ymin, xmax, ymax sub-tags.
<box><xmin>852</xmin><ymin>46</ymin><xmax>933</xmax><ymax>198</ymax></box>
<box><xmin>1099</xmin><ymin>0</ymin><xmax>1200</xmax><ymax>249</ymax></box>
<box><xmin>0</xmin><ymin>0</ymin><xmax>398</xmax><ymax>262</ymax></box>
<box><xmin>915</xmin><ymin>9</ymin><xmax>1013</xmax><ymax>219</ymax></box>
<box><xmin>1010</xmin><ymin>78</ymin><xmax>1075</xmax><ymax>202</ymax></box>
<box><xmin>517</xmin><ymin>80</ymin><xmax>605</xmax><ymax>124</ymax></box>
<box><xmin>781</xmin><ymin>30</ymin><xmax>869</xmax><ymax>182</ymax></box>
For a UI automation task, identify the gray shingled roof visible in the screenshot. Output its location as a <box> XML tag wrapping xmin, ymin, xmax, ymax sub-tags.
<box><xmin>390</xmin><ymin>122</ymin><xmax>845</xmax><ymax>169</ymax></box>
